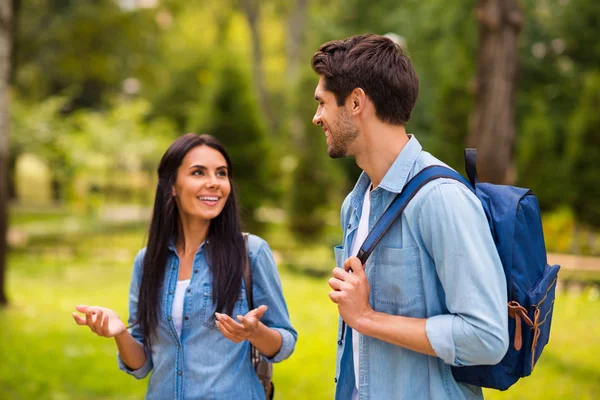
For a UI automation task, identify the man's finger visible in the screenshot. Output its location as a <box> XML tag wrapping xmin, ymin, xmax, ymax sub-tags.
<box><xmin>328</xmin><ymin>277</ymin><xmax>344</xmax><ymax>291</ymax></box>
<box><xmin>329</xmin><ymin>290</ymin><xmax>344</xmax><ymax>304</ymax></box>
<box><xmin>332</xmin><ymin>267</ymin><xmax>349</xmax><ymax>281</ymax></box>
<box><xmin>344</xmin><ymin>256</ymin><xmax>364</xmax><ymax>275</ymax></box>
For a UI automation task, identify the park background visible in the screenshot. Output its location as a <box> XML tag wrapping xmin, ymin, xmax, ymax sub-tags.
<box><xmin>0</xmin><ymin>0</ymin><xmax>599</xmax><ymax>399</ymax></box>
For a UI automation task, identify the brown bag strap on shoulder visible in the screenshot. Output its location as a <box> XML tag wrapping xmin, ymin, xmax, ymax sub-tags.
<box><xmin>241</xmin><ymin>233</ymin><xmax>274</xmax><ymax>400</ymax></box>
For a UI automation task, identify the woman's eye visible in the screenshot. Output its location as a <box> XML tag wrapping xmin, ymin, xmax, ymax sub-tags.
<box><xmin>192</xmin><ymin>170</ymin><xmax>203</xmax><ymax>176</ymax></box>
<box><xmin>217</xmin><ymin>171</ymin><xmax>228</xmax><ymax>177</ymax></box>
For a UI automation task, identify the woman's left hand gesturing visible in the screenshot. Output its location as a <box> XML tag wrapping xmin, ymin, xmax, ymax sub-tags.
<box><xmin>215</xmin><ymin>305</ymin><xmax>268</xmax><ymax>343</ymax></box>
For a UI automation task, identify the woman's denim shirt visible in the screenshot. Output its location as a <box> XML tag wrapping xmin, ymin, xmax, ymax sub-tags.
<box><xmin>333</xmin><ymin>136</ymin><xmax>509</xmax><ymax>400</ymax></box>
<box><xmin>117</xmin><ymin>234</ymin><xmax>297</xmax><ymax>400</ymax></box>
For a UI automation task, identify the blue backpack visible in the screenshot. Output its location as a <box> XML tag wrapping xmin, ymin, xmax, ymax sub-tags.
<box><xmin>357</xmin><ymin>149</ymin><xmax>560</xmax><ymax>391</ymax></box>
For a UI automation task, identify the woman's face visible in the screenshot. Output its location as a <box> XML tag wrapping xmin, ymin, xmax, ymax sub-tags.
<box><xmin>172</xmin><ymin>145</ymin><xmax>231</xmax><ymax>223</ymax></box>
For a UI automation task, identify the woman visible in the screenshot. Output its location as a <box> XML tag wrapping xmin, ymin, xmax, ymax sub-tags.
<box><xmin>72</xmin><ymin>133</ymin><xmax>297</xmax><ymax>399</ymax></box>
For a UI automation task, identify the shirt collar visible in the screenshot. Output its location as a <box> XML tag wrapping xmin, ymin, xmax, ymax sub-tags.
<box><xmin>378</xmin><ymin>134</ymin><xmax>422</xmax><ymax>193</ymax></box>
<box><xmin>349</xmin><ymin>134</ymin><xmax>422</xmax><ymax>208</ymax></box>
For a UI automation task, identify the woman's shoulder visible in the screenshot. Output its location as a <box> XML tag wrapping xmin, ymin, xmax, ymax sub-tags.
<box><xmin>133</xmin><ymin>247</ymin><xmax>148</xmax><ymax>269</ymax></box>
<box><xmin>244</xmin><ymin>233</ymin><xmax>271</xmax><ymax>259</ymax></box>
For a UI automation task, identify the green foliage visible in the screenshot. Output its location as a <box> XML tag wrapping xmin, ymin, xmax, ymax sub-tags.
<box><xmin>188</xmin><ymin>48</ymin><xmax>274</xmax><ymax>229</ymax></box>
<box><xmin>288</xmin><ymin>71</ymin><xmax>344</xmax><ymax>240</ymax></box>
<box><xmin>15</xmin><ymin>0</ymin><xmax>161</xmax><ymax>109</ymax></box>
<box><xmin>9</xmin><ymin>0</ymin><xmax>600</xmax><ymax>229</ymax></box>
<box><xmin>565</xmin><ymin>71</ymin><xmax>600</xmax><ymax>227</ymax></box>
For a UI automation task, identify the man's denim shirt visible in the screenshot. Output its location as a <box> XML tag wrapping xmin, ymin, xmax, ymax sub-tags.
<box><xmin>117</xmin><ymin>234</ymin><xmax>297</xmax><ymax>400</ymax></box>
<box><xmin>333</xmin><ymin>136</ymin><xmax>509</xmax><ymax>400</ymax></box>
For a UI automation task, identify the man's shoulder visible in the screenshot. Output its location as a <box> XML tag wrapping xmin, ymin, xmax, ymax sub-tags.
<box><xmin>408</xmin><ymin>151</ymin><xmax>481</xmax><ymax>213</ymax></box>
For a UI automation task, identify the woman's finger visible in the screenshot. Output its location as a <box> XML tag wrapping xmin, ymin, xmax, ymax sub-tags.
<box><xmin>75</xmin><ymin>305</ymin><xmax>90</xmax><ymax>313</ymax></box>
<box><xmin>101</xmin><ymin>311</ymin><xmax>110</xmax><ymax>337</ymax></box>
<box><xmin>216</xmin><ymin>321</ymin><xmax>239</xmax><ymax>342</ymax></box>
<box><xmin>94</xmin><ymin>309</ymin><xmax>104</xmax><ymax>335</ymax></box>
<box><xmin>85</xmin><ymin>310</ymin><xmax>96</xmax><ymax>333</ymax></box>
<box><xmin>72</xmin><ymin>312</ymin><xmax>86</xmax><ymax>325</ymax></box>
<box><xmin>216</xmin><ymin>313</ymin><xmax>244</xmax><ymax>333</ymax></box>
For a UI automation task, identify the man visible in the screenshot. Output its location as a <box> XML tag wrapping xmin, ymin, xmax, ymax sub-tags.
<box><xmin>311</xmin><ymin>34</ymin><xmax>509</xmax><ymax>399</ymax></box>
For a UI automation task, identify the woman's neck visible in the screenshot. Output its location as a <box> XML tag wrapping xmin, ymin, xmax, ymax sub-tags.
<box><xmin>176</xmin><ymin>213</ymin><xmax>210</xmax><ymax>257</ymax></box>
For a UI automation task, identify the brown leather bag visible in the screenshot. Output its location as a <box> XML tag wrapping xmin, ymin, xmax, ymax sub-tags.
<box><xmin>243</xmin><ymin>234</ymin><xmax>274</xmax><ymax>400</ymax></box>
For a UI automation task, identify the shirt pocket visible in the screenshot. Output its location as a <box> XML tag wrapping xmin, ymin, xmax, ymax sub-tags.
<box><xmin>201</xmin><ymin>282</ymin><xmax>246</xmax><ymax>330</ymax></box>
<box><xmin>372</xmin><ymin>246</ymin><xmax>424</xmax><ymax>315</ymax></box>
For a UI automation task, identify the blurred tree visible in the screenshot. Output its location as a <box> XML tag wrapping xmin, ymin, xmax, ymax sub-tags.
<box><xmin>188</xmin><ymin>47</ymin><xmax>273</xmax><ymax>230</ymax></box>
<box><xmin>239</xmin><ymin>0</ymin><xmax>278</xmax><ymax>136</ymax></box>
<box><xmin>468</xmin><ymin>0</ymin><xmax>524</xmax><ymax>184</ymax></box>
<box><xmin>566</xmin><ymin>72</ymin><xmax>600</xmax><ymax>227</ymax></box>
<box><xmin>0</xmin><ymin>0</ymin><xmax>13</xmax><ymax>306</ymax></box>
<box><xmin>11</xmin><ymin>96</ymin><xmax>75</xmax><ymax>203</ymax></box>
<box><xmin>289</xmin><ymin>70</ymin><xmax>344</xmax><ymax>240</ymax></box>
<box><xmin>14</xmin><ymin>0</ymin><xmax>160</xmax><ymax>110</ymax></box>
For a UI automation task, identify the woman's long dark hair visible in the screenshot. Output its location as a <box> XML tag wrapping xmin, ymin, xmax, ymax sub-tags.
<box><xmin>137</xmin><ymin>133</ymin><xmax>246</xmax><ymax>344</ymax></box>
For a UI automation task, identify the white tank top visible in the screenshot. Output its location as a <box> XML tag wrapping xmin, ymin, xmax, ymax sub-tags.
<box><xmin>172</xmin><ymin>279</ymin><xmax>191</xmax><ymax>337</ymax></box>
<box><xmin>349</xmin><ymin>185</ymin><xmax>371</xmax><ymax>399</ymax></box>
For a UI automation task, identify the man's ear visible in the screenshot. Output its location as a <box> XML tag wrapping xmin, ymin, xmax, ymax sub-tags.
<box><xmin>350</xmin><ymin>88</ymin><xmax>367</xmax><ymax>115</ymax></box>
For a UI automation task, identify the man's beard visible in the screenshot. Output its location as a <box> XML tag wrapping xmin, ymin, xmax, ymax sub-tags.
<box><xmin>327</xmin><ymin>109</ymin><xmax>359</xmax><ymax>159</ymax></box>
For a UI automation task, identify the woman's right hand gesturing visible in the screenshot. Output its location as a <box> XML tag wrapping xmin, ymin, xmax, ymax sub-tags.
<box><xmin>72</xmin><ymin>305</ymin><xmax>127</xmax><ymax>338</ymax></box>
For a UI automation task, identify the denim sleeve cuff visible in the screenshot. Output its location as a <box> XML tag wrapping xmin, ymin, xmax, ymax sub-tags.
<box><xmin>264</xmin><ymin>328</ymin><xmax>296</xmax><ymax>363</ymax></box>
<box><xmin>117</xmin><ymin>346</ymin><xmax>153</xmax><ymax>379</ymax></box>
<box><xmin>426</xmin><ymin>314</ymin><xmax>457</xmax><ymax>366</ymax></box>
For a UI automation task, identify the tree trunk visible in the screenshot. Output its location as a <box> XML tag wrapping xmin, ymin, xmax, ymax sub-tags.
<box><xmin>51</xmin><ymin>176</ymin><xmax>62</xmax><ymax>203</ymax></box>
<box><xmin>0</xmin><ymin>0</ymin><xmax>13</xmax><ymax>306</ymax></box>
<box><xmin>286</xmin><ymin>0</ymin><xmax>308</xmax><ymax>146</ymax></box>
<box><xmin>468</xmin><ymin>0</ymin><xmax>523</xmax><ymax>184</ymax></box>
<box><xmin>239</xmin><ymin>0</ymin><xmax>278</xmax><ymax>136</ymax></box>
<box><xmin>7</xmin><ymin>151</ymin><xmax>16</xmax><ymax>200</ymax></box>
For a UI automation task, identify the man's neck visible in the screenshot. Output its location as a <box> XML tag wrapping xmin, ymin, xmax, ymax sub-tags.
<box><xmin>354</xmin><ymin>125</ymin><xmax>410</xmax><ymax>189</ymax></box>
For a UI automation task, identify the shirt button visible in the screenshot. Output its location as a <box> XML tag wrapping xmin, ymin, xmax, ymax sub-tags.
<box><xmin>178</xmin><ymin>371</ymin><xmax>182</xmax><ymax>376</ymax></box>
<box><xmin>184</xmin><ymin>316</ymin><xmax>189</xmax><ymax>321</ymax></box>
<box><xmin>347</xmin><ymin>223</ymin><xmax>351</xmax><ymax>229</ymax></box>
<box><xmin>194</xmin><ymin>269</ymin><xmax>198</xmax><ymax>273</ymax></box>
<box><xmin>172</xmin><ymin>266</ymin><xmax>176</xmax><ymax>270</ymax></box>
<box><xmin>334</xmin><ymin>377</ymin><xmax>338</xmax><ymax>383</ymax></box>
<box><xmin>167</xmin><ymin>316</ymin><xmax>172</xmax><ymax>321</ymax></box>
<box><xmin>187</xmin><ymin>289</ymin><xmax>191</xmax><ymax>293</ymax></box>
<box><xmin>169</xmin><ymin>290</ymin><xmax>174</xmax><ymax>295</ymax></box>
<box><xmin>337</xmin><ymin>340</ymin><xmax>343</xmax><ymax>346</ymax></box>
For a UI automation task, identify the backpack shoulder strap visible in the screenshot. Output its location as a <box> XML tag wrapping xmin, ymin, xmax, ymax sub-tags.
<box><xmin>242</xmin><ymin>233</ymin><xmax>254</xmax><ymax>309</ymax></box>
<box><xmin>357</xmin><ymin>165</ymin><xmax>472</xmax><ymax>265</ymax></box>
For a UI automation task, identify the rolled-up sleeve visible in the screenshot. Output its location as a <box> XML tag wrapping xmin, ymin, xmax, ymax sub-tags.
<box><xmin>249</xmin><ymin>236</ymin><xmax>298</xmax><ymax>363</ymax></box>
<box><xmin>117</xmin><ymin>248</ymin><xmax>154</xmax><ymax>379</ymax></box>
<box><xmin>418</xmin><ymin>183</ymin><xmax>509</xmax><ymax>366</ymax></box>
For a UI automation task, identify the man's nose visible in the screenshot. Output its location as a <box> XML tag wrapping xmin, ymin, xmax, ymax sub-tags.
<box><xmin>312</xmin><ymin>111</ymin><xmax>321</xmax><ymax>126</ymax></box>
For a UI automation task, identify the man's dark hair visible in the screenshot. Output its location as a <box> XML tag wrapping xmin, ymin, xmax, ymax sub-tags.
<box><xmin>311</xmin><ymin>33</ymin><xmax>419</xmax><ymax>125</ymax></box>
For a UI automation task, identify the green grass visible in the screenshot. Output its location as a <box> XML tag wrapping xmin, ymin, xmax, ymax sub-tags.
<box><xmin>1</xmin><ymin>226</ymin><xmax>599</xmax><ymax>399</ymax></box>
